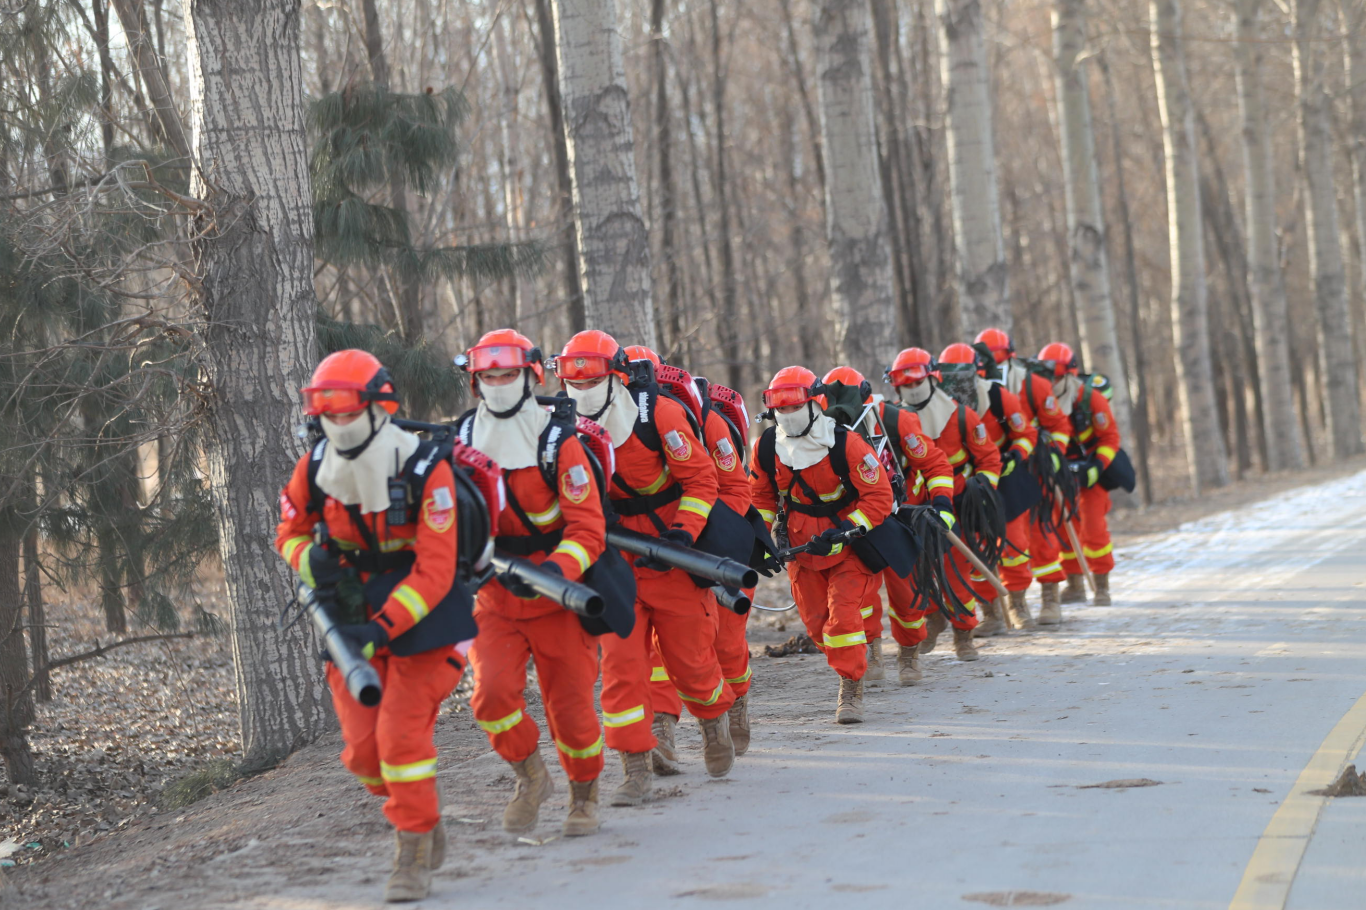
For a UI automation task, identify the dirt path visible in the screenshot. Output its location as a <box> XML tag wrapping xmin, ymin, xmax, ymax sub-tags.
<box><xmin>10</xmin><ymin>465</ymin><xmax>1366</xmax><ymax>909</ymax></box>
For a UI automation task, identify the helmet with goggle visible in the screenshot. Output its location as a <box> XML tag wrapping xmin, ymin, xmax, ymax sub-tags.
<box><xmin>301</xmin><ymin>349</ymin><xmax>399</xmax><ymax>417</ymax></box>
<box><xmin>459</xmin><ymin>329</ymin><xmax>545</xmax><ymax>386</ymax></box>
<box><xmin>939</xmin><ymin>342</ymin><xmax>989</xmax><ymax>377</ymax></box>
<box><xmin>1037</xmin><ymin>341</ymin><xmax>1079</xmax><ymax>378</ymax></box>
<box><xmin>623</xmin><ymin>345</ymin><xmax>661</xmax><ymax>366</ymax></box>
<box><xmin>555</xmin><ymin>330</ymin><xmax>629</xmax><ymax>384</ymax></box>
<box><xmin>974</xmin><ymin>327</ymin><xmax>1014</xmax><ymax>364</ymax></box>
<box><xmin>762</xmin><ymin>365</ymin><xmax>821</xmax><ymax>410</ymax></box>
<box><xmin>885</xmin><ymin>348</ymin><xmax>938</xmax><ymax>387</ymax></box>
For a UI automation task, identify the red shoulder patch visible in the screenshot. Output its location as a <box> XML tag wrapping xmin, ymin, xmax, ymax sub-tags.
<box><xmin>972</xmin><ymin>422</ymin><xmax>987</xmax><ymax>444</ymax></box>
<box><xmin>562</xmin><ymin>463</ymin><xmax>591</xmax><ymax>504</ymax></box>
<box><xmin>856</xmin><ymin>452</ymin><xmax>881</xmax><ymax>484</ymax></box>
<box><xmin>905</xmin><ymin>434</ymin><xmax>928</xmax><ymax>459</ymax></box>
<box><xmin>663</xmin><ymin>429</ymin><xmax>692</xmax><ymax>461</ymax></box>
<box><xmin>1009</xmin><ymin>412</ymin><xmax>1026</xmax><ymax>431</ymax></box>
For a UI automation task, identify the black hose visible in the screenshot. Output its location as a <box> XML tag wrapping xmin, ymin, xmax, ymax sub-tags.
<box><xmin>898</xmin><ymin>505</ymin><xmax>975</xmax><ymax>625</ymax></box>
<box><xmin>956</xmin><ymin>475</ymin><xmax>1006</xmax><ymax>569</ymax></box>
<box><xmin>1029</xmin><ymin>439</ymin><xmax>1079</xmax><ymax>535</ymax></box>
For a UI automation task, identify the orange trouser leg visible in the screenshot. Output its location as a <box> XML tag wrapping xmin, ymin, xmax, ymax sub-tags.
<box><xmin>330</xmin><ymin>647</ymin><xmax>463</xmax><ymax>833</ymax></box>
<box><xmin>789</xmin><ymin>558</ymin><xmax>875</xmax><ymax>680</ymax></box>
<box><xmin>641</xmin><ymin>568</ymin><xmax>735</xmax><ymax>720</ymax></box>
<box><xmin>934</xmin><ymin>550</ymin><xmax>983</xmax><ymax>631</ymax></box>
<box><xmin>648</xmin><ymin>631</ymin><xmax>684</xmax><ymax>719</ymax></box>
<box><xmin>714</xmin><ymin>597</ymin><xmax>753</xmax><ymax>697</ymax></box>
<box><xmin>881</xmin><ymin>568</ymin><xmax>929</xmax><ymax>648</ymax></box>
<box><xmin>1000</xmin><ymin>513</ymin><xmax>1034</xmax><ymax>592</ymax></box>
<box><xmin>526</xmin><ymin>612</ymin><xmax>605</xmax><ymax>781</ymax></box>
<box><xmin>1028</xmin><ymin>511</ymin><xmax>1067</xmax><ymax>584</ymax></box>
<box><xmin>600</xmin><ymin>603</ymin><xmax>657</xmax><ymax>754</ymax></box>
<box><xmin>469</xmin><ymin>608</ymin><xmax>539</xmax><ymax>764</ymax></box>
<box><xmin>1063</xmin><ymin>486</ymin><xmax>1115</xmax><ymax>575</ymax></box>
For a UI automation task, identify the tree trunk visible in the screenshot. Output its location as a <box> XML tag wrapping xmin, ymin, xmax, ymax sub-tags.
<box><xmin>710</xmin><ymin>0</ymin><xmax>742</xmax><ymax>390</ymax></box>
<box><xmin>185</xmin><ymin>0</ymin><xmax>332</xmax><ymax>771</ymax></box>
<box><xmin>1231</xmin><ymin>0</ymin><xmax>1306</xmax><ymax>470</ymax></box>
<box><xmin>782</xmin><ymin>107</ymin><xmax>818</xmax><ymax>366</ymax></box>
<box><xmin>531</xmin><ymin>0</ymin><xmax>585</xmax><ymax>335</ymax></box>
<box><xmin>0</xmin><ymin>525</ymin><xmax>37</xmax><ymax>787</ymax></box>
<box><xmin>1052</xmin><ymin>0</ymin><xmax>1132</xmax><ymax>440</ymax></box>
<box><xmin>91</xmin><ymin>0</ymin><xmax>116</xmax><ymax>160</ymax></box>
<box><xmin>551</xmin><ymin>0</ymin><xmax>656</xmax><ymax>347</ymax></box>
<box><xmin>937</xmin><ymin>0</ymin><xmax>1009</xmax><ymax>335</ymax></box>
<box><xmin>1150</xmin><ymin>0</ymin><xmax>1230</xmax><ymax>491</ymax></box>
<box><xmin>23</xmin><ymin>519</ymin><xmax>49</xmax><ymax>703</ymax></box>
<box><xmin>1296</xmin><ymin>0</ymin><xmax>1365</xmax><ymax>458</ymax></box>
<box><xmin>779</xmin><ymin>0</ymin><xmax>826</xmax><ymax>193</ymax></box>
<box><xmin>110</xmin><ymin>0</ymin><xmax>191</xmax><ymax>160</ymax></box>
<box><xmin>814</xmin><ymin>0</ymin><xmax>899</xmax><ymax>370</ymax></box>
<box><xmin>1344</xmin><ymin>0</ymin><xmax>1366</xmax><ymax>422</ymax></box>
<box><xmin>651</xmin><ymin>0</ymin><xmax>683</xmax><ymax>357</ymax></box>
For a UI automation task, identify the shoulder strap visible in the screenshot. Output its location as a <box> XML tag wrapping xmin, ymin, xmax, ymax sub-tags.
<box><xmin>957</xmin><ymin>404</ymin><xmax>968</xmax><ymax>449</ymax></box>
<box><xmin>631</xmin><ymin>386</ymin><xmax>663</xmax><ymax>454</ymax></box>
<box><xmin>758</xmin><ymin>426</ymin><xmax>779</xmax><ymax>500</ymax></box>
<box><xmin>305</xmin><ymin>438</ymin><xmax>328</xmax><ymax>516</ymax></box>
<box><xmin>988</xmin><ymin>384</ymin><xmax>1006</xmax><ymax>426</ymax></box>
<box><xmin>535</xmin><ymin>414</ymin><xmax>576</xmax><ymax>491</ymax></box>
<box><xmin>454</xmin><ymin>409</ymin><xmax>476</xmax><ymax>447</ymax></box>
<box><xmin>828</xmin><ymin>429</ymin><xmax>850</xmax><ymax>483</ymax></box>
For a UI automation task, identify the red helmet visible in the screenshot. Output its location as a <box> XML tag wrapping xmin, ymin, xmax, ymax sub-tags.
<box><xmin>762</xmin><ymin>365</ymin><xmax>820</xmax><ymax>410</ymax></box>
<box><xmin>555</xmin><ymin>330</ymin><xmax>629</xmax><ymax>384</ymax></box>
<box><xmin>819</xmin><ymin>366</ymin><xmax>871</xmax><ymax>408</ymax></box>
<box><xmin>462</xmin><ymin>329</ymin><xmax>544</xmax><ymax>385</ymax></box>
<box><xmin>302</xmin><ymin>349</ymin><xmax>399</xmax><ymax>416</ymax></box>
<box><xmin>885</xmin><ymin>348</ymin><xmax>937</xmax><ymax>387</ymax></box>
<box><xmin>624</xmin><ymin>345</ymin><xmax>661</xmax><ymax>365</ymax></box>
<box><xmin>939</xmin><ymin>342</ymin><xmax>988</xmax><ymax>378</ymax></box>
<box><xmin>1038</xmin><ymin>342</ymin><xmax>1079</xmax><ymax>378</ymax></box>
<box><xmin>974</xmin><ymin>327</ymin><xmax>1014</xmax><ymax>364</ymax></box>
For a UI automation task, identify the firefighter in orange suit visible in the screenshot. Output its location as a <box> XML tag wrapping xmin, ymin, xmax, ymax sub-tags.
<box><xmin>624</xmin><ymin>346</ymin><xmax>756</xmax><ymax>776</ymax></box>
<box><xmin>976</xmin><ymin>327</ymin><xmax>1072</xmax><ymax>623</ymax></box>
<box><xmin>750</xmin><ymin>367</ymin><xmax>894</xmax><ymax>725</ymax></box>
<box><xmin>1029</xmin><ymin>342</ymin><xmax>1121</xmax><ymax>616</ymax></box>
<box><xmin>459</xmin><ymin>330</ymin><xmax>607</xmax><ymax>839</ymax></box>
<box><xmin>884</xmin><ymin>348</ymin><xmax>1000</xmax><ymax>662</ymax></box>
<box><xmin>276</xmin><ymin>350</ymin><xmax>467</xmax><ymax>903</ymax></box>
<box><xmin>940</xmin><ymin>342</ymin><xmax>1037</xmax><ymax>637</ymax></box>
<box><xmin>557</xmin><ymin>331</ymin><xmax>735</xmax><ymax>807</ymax></box>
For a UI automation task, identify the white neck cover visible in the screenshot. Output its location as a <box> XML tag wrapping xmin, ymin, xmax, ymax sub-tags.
<box><xmin>775</xmin><ymin>406</ymin><xmax>837</xmax><ymax>471</ymax></box>
<box><xmin>315</xmin><ymin>409</ymin><xmax>421</xmax><ymax>514</ymax></box>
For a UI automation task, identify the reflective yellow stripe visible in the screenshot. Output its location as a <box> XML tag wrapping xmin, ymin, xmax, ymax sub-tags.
<box><xmin>860</xmin><ymin>604</ymin><xmax>875</xmax><ymax>619</ymax></box>
<box><xmin>553</xmin><ymin>540</ymin><xmax>592</xmax><ymax>575</ymax></box>
<box><xmin>961</xmin><ymin>598</ymin><xmax>979</xmax><ymax>611</ymax></box>
<box><xmin>603</xmin><ymin>705</ymin><xmax>646</xmax><ymax>728</ymax></box>
<box><xmin>295</xmin><ymin>542</ymin><xmax>317</xmax><ymax>587</ymax></box>
<box><xmin>927</xmin><ymin>476</ymin><xmax>954</xmax><ymax>492</ymax></box>
<box><xmin>355</xmin><ymin>773</ymin><xmax>385</xmax><ymax>787</ymax></box>
<box><xmin>725</xmin><ymin>666</ymin><xmax>752</xmax><ymax>685</ymax></box>
<box><xmin>946</xmin><ymin>449</ymin><xmax>968</xmax><ymax>465</ymax></box>
<box><xmin>281</xmin><ymin>535</ymin><xmax>310</xmax><ymax>564</ymax></box>
<box><xmin>911</xmin><ymin>474</ymin><xmax>926</xmax><ymax>494</ymax></box>
<box><xmin>891</xmin><ymin>613</ymin><xmax>925</xmax><ymax>630</ymax></box>
<box><xmin>679</xmin><ymin>680</ymin><xmax>725</xmax><ymax>706</ymax></box>
<box><xmin>392</xmin><ymin>585</ymin><xmax>430</xmax><ymax>624</ymax></box>
<box><xmin>1083</xmin><ymin>542</ymin><xmax>1113</xmax><ymax>559</ymax></box>
<box><xmin>526</xmin><ymin>501</ymin><xmax>563</xmax><ymax>527</ymax></box>
<box><xmin>818</xmin><ymin>484</ymin><xmax>847</xmax><ymax>502</ymax></box>
<box><xmin>379</xmin><ymin>537</ymin><xmax>416</xmax><ymax>552</ymax></box>
<box><xmin>989</xmin><ymin>433</ymin><xmax>1005</xmax><ymax>449</ymax></box>
<box><xmin>1079</xmin><ymin>426</ymin><xmax>1094</xmax><ymax>442</ymax></box>
<box><xmin>650</xmin><ymin>666</ymin><xmax>671</xmax><ymax>682</ymax></box>
<box><xmin>679</xmin><ymin>496</ymin><xmax>713</xmax><ymax>518</ymax></box>
<box><xmin>849</xmin><ymin>509</ymin><xmax>873</xmax><ymax>530</ymax></box>
<box><xmin>757</xmin><ymin>508</ymin><xmax>777</xmax><ymax>523</ymax></box>
<box><xmin>980</xmin><ymin>471</ymin><xmax>1000</xmax><ymax>486</ymax></box>
<box><xmin>1096</xmin><ymin>445</ymin><xmax>1117</xmax><ymax>464</ymax></box>
<box><xmin>1032</xmin><ymin>561</ymin><xmax>1062</xmax><ymax>577</ymax></box>
<box><xmin>823</xmin><ymin>630</ymin><xmax>868</xmax><ymax>649</ymax></box>
<box><xmin>556</xmin><ymin>736</ymin><xmax>604</xmax><ymax>760</ymax></box>
<box><xmin>380</xmin><ymin>758</ymin><xmax>437</xmax><ymax>783</ymax></box>
<box><xmin>1014</xmin><ymin>437</ymin><xmax>1035</xmax><ymax>455</ymax></box>
<box><xmin>637</xmin><ymin>467</ymin><xmax>672</xmax><ymax>495</ymax></box>
<box><xmin>476</xmin><ymin>708</ymin><xmax>524</xmax><ymax>734</ymax></box>
<box><xmin>1051</xmin><ymin>433</ymin><xmax>1072</xmax><ymax>448</ymax></box>
<box><xmin>1002</xmin><ymin>553</ymin><xmax>1031</xmax><ymax>567</ymax></box>
<box><xmin>1059</xmin><ymin>550</ymin><xmax>1076</xmax><ymax>560</ymax></box>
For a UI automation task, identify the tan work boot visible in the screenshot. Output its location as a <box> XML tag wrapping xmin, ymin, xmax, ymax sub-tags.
<box><xmin>1038</xmin><ymin>582</ymin><xmax>1062</xmax><ymax>625</ymax></box>
<box><xmin>836</xmin><ymin>677</ymin><xmax>865</xmax><ymax>724</ymax></box>
<box><xmin>953</xmin><ymin>625</ymin><xmax>980</xmax><ymax>661</ymax></box>
<box><xmin>728</xmin><ymin>694</ymin><xmax>751</xmax><ymax>757</ymax></box>
<box><xmin>975</xmin><ymin>598</ymin><xmax>1006</xmax><ymax>637</ymax></box>
<box><xmin>698</xmin><ymin>714</ymin><xmax>735</xmax><ymax>778</ymax></box>
<box><xmin>865</xmin><ymin>639</ymin><xmax>886</xmax><ymax>686</ymax></box>
<box><xmin>1061</xmin><ymin>574</ymin><xmax>1087</xmax><ymax>604</ymax></box>
<box><xmin>562</xmin><ymin>779</ymin><xmax>600</xmax><ymax>837</ymax></box>
<box><xmin>1093</xmin><ymin>572</ymin><xmax>1111</xmax><ymax>606</ymax></box>
<box><xmin>385</xmin><ymin>828</ymin><xmax>435</xmax><ymax>902</ymax></box>
<box><xmin>897</xmin><ymin>643</ymin><xmax>923</xmax><ymax>686</ymax></box>
<box><xmin>651</xmin><ymin>713</ymin><xmax>682</xmax><ymax>776</ymax></box>
<box><xmin>502</xmin><ymin>750</ymin><xmax>554</xmax><ymax>833</ymax></box>
<box><xmin>1005</xmin><ymin>589</ymin><xmax>1036</xmax><ymax>630</ymax></box>
<box><xmin>610</xmin><ymin>751</ymin><xmax>653</xmax><ymax>806</ymax></box>
<box><xmin>921</xmin><ymin>610</ymin><xmax>947</xmax><ymax>654</ymax></box>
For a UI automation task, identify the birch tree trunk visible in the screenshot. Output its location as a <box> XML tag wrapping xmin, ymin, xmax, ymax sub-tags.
<box><xmin>1052</xmin><ymin>0</ymin><xmax>1132</xmax><ymax>439</ymax></box>
<box><xmin>651</xmin><ymin>0</ymin><xmax>683</xmax><ymax>356</ymax></box>
<box><xmin>551</xmin><ymin>0</ymin><xmax>656</xmax><ymax>347</ymax></box>
<box><xmin>937</xmin><ymin>0</ymin><xmax>1009</xmax><ymax>335</ymax></box>
<box><xmin>185</xmin><ymin>0</ymin><xmax>332</xmax><ymax>771</ymax></box>
<box><xmin>813</xmin><ymin>0</ymin><xmax>899</xmax><ymax>369</ymax></box>
<box><xmin>110</xmin><ymin>0</ymin><xmax>191</xmax><ymax>160</ymax></box>
<box><xmin>1294</xmin><ymin>0</ymin><xmax>1364</xmax><ymax>458</ymax></box>
<box><xmin>1151</xmin><ymin>0</ymin><xmax>1230</xmax><ymax>490</ymax></box>
<box><xmin>1233</xmin><ymin>0</ymin><xmax>1306</xmax><ymax>470</ymax></box>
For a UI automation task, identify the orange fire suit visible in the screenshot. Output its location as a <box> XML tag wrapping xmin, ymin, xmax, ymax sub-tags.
<box><xmin>873</xmin><ymin>403</ymin><xmax>955</xmax><ymax>648</ymax></box>
<box><xmin>600</xmin><ymin>394</ymin><xmax>733</xmax><ymax>755</ymax></box>
<box><xmin>979</xmin><ymin>385</ymin><xmax>1039</xmax><ymax>593</ymax></box>
<box><xmin>751</xmin><ymin>431</ymin><xmax>894</xmax><ymax>680</ymax></box>
<box><xmin>276</xmin><ymin>452</ymin><xmax>461</xmax><ymax>834</ymax></box>
<box><xmin>1004</xmin><ymin>361</ymin><xmax>1074</xmax><ymax>586</ymax></box>
<box><xmin>469</xmin><ymin>432</ymin><xmax>607</xmax><ymax>783</ymax></box>
<box><xmin>650</xmin><ymin>407</ymin><xmax>755</xmax><ymax>718</ymax></box>
<box><xmin>1031</xmin><ymin>383</ymin><xmax>1121</xmax><ymax>579</ymax></box>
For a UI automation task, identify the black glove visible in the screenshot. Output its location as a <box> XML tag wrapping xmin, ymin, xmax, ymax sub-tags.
<box><xmin>755</xmin><ymin>554</ymin><xmax>784</xmax><ymax>577</ymax></box>
<box><xmin>1002</xmin><ymin>450</ymin><xmax>1023</xmax><ymax>477</ymax></box>
<box><xmin>497</xmin><ymin>569</ymin><xmax>540</xmax><ymax>599</ymax></box>
<box><xmin>931</xmin><ymin>496</ymin><xmax>956</xmax><ymax>531</ymax></box>
<box><xmin>336</xmin><ymin>620</ymin><xmax>390</xmax><ymax>661</ymax></box>
<box><xmin>637</xmin><ymin>527</ymin><xmax>694</xmax><ymax>572</ymax></box>
<box><xmin>1069</xmin><ymin>457</ymin><xmax>1101</xmax><ymax>489</ymax></box>
<box><xmin>305</xmin><ymin>542</ymin><xmax>343</xmax><ymax>590</ymax></box>
<box><xmin>807</xmin><ymin>520</ymin><xmax>854</xmax><ymax>558</ymax></box>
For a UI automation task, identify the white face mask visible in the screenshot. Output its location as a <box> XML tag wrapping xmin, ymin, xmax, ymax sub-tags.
<box><xmin>898</xmin><ymin>380</ymin><xmax>932</xmax><ymax>408</ymax></box>
<box><xmin>478</xmin><ymin>373</ymin><xmax>529</xmax><ymax>416</ymax></box>
<box><xmin>566</xmin><ymin>377</ymin><xmax>612</xmax><ymax>419</ymax></box>
<box><xmin>321</xmin><ymin>406</ymin><xmax>384</xmax><ymax>457</ymax></box>
<box><xmin>775</xmin><ymin>403</ymin><xmax>815</xmax><ymax>437</ymax></box>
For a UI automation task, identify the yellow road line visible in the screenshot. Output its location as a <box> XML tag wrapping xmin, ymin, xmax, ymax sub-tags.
<box><xmin>1228</xmin><ymin>688</ymin><xmax>1366</xmax><ymax>910</ymax></box>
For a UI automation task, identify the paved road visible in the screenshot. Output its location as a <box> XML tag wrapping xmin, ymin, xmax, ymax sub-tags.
<box><xmin>446</xmin><ymin>471</ymin><xmax>1366</xmax><ymax>910</ymax></box>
